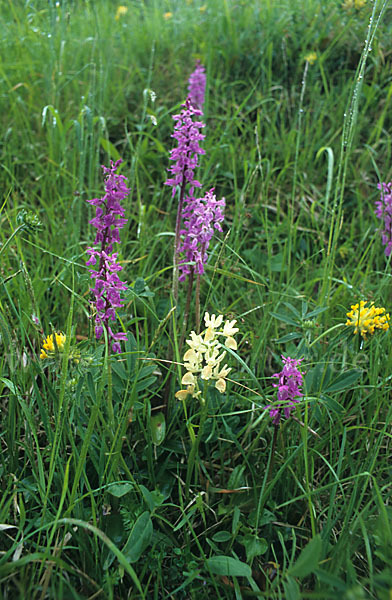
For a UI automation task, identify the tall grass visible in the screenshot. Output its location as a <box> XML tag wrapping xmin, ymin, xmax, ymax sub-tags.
<box><xmin>1</xmin><ymin>0</ymin><xmax>392</xmax><ymax>598</ymax></box>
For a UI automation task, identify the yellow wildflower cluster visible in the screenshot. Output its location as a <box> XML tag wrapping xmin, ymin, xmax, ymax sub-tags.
<box><xmin>346</xmin><ymin>301</ymin><xmax>390</xmax><ymax>339</ymax></box>
<box><xmin>304</xmin><ymin>52</ymin><xmax>317</xmax><ymax>65</ymax></box>
<box><xmin>115</xmin><ymin>6</ymin><xmax>128</xmax><ymax>21</ymax></box>
<box><xmin>342</xmin><ymin>0</ymin><xmax>366</xmax><ymax>9</ymax></box>
<box><xmin>175</xmin><ymin>313</ymin><xmax>238</xmax><ymax>400</ymax></box>
<box><xmin>40</xmin><ymin>332</ymin><xmax>66</xmax><ymax>359</ymax></box>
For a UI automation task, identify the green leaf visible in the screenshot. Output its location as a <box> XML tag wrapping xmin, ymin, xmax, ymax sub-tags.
<box><xmin>212</xmin><ymin>531</ymin><xmax>232</xmax><ymax>543</ymax></box>
<box><xmin>270</xmin><ymin>312</ymin><xmax>299</xmax><ymax>327</ymax></box>
<box><xmin>122</xmin><ymin>511</ymin><xmax>153</xmax><ymax>563</ymax></box>
<box><xmin>111</xmin><ymin>362</ymin><xmax>128</xmax><ymax>380</ymax></box>
<box><xmin>108</xmin><ymin>483</ymin><xmax>133</xmax><ymax>498</ymax></box>
<box><xmin>99</xmin><ymin>137</ymin><xmax>121</xmax><ymax>161</ymax></box>
<box><xmin>238</xmin><ymin>533</ymin><xmax>268</xmax><ymax>561</ymax></box>
<box><xmin>139</xmin><ymin>485</ymin><xmax>156</xmax><ymax>512</ymax></box>
<box><xmin>304</xmin><ymin>363</ymin><xmax>332</xmax><ymax>394</ymax></box>
<box><xmin>324</xmin><ymin>370</ymin><xmax>362</xmax><ymax>393</ymax></box>
<box><xmin>321</xmin><ymin>394</ymin><xmax>345</xmax><ymax>415</ymax></box>
<box><xmin>289</xmin><ymin>534</ymin><xmax>322</xmax><ymax>578</ymax></box>
<box><xmin>283</xmin><ymin>576</ymin><xmax>301</xmax><ymax>600</ymax></box>
<box><xmin>150</xmin><ymin>412</ymin><xmax>166</xmax><ymax>445</ymax></box>
<box><xmin>283</xmin><ymin>302</ymin><xmax>301</xmax><ymax>318</ymax></box>
<box><xmin>276</xmin><ymin>332</ymin><xmax>302</xmax><ymax>343</ymax></box>
<box><xmin>205</xmin><ymin>556</ymin><xmax>251</xmax><ymax>577</ymax></box>
<box><xmin>304</xmin><ymin>306</ymin><xmax>328</xmax><ymax>319</ymax></box>
<box><xmin>232</xmin><ymin>506</ymin><xmax>241</xmax><ymax>534</ymax></box>
<box><xmin>135</xmin><ymin>376</ymin><xmax>157</xmax><ymax>393</ymax></box>
<box><xmin>270</xmin><ymin>253</ymin><xmax>287</xmax><ymax>272</ymax></box>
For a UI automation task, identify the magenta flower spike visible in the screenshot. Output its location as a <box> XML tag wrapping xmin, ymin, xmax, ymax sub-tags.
<box><xmin>178</xmin><ymin>188</ymin><xmax>225</xmax><ymax>281</ymax></box>
<box><xmin>267</xmin><ymin>356</ymin><xmax>304</xmax><ymax>425</ymax></box>
<box><xmin>375</xmin><ymin>182</ymin><xmax>392</xmax><ymax>256</ymax></box>
<box><xmin>188</xmin><ymin>60</ymin><xmax>206</xmax><ymax>113</ymax></box>
<box><xmin>165</xmin><ymin>98</ymin><xmax>205</xmax><ymax>199</ymax></box>
<box><xmin>165</xmin><ymin>97</ymin><xmax>206</xmax><ymax>300</ymax></box>
<box><xmin>86</xmin><ymin>159</ymin><xmax>129</xmax><ymax>353</ymax></box>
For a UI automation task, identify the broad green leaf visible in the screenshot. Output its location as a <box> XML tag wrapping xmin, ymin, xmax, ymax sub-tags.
<box><xmin>0</xmin><ymin>378</ymin><xmax>19</xmax><ymax>396</ymax></box>
<box><xmin>111</xmin><ymin>362</ymin><xmax>128</xmax><ymax>380</ymax></box>
<box><xmin>283</xmin><ymin>576</ymin><xmax>301</xmax><ymax>600</ymax></box>
<box><xmin>212</xmin><ymin>531</ymin><xmax>232</xmax><ymax>543</ymax></box>
<box><xmin>139</xmin><ymin>485</ymin><xmax>155</xmax><ymax>512</ymax></box>
<box><xmin>108</xmin><ymin>483</ymin><xmax>133</xmax><ymax>498</ymax></box>
<box><xmin>99</xmin><ymin>137</ymin><xmax>121</xmax><ymax>161</ymax></box>
<box><xmin>270</xmin><ymin>254</ymin><xmax>287</xmax><ymax>272</ymax></box>
<box><xmin>314</xmin><ymin>567</ymin><xmax>346</xmax><ymax>590</ymax></box>
<box><xmin>324</xmin><ymin>370</ymin><xmax>362</xmax><ymax>393</ymax></box>
<box><xmin>283</xmin><ymin>302</ymin><xmax>301</xmax><ymax>318</ymax></box>
<box><xmin>304</xmin><ymin>306</ymin><xmax>328</xmax><ymax>319</ymax></box>
<box><xmin>276</xmin><ymin>332</ymin><xmax>302</xmax><ymax>343</ymax></box>
<box><xmin>304</xmin><ymin>363</ymin><xmax>332</xmax><ymax>394</ymax></box>
<box><xmin>122</xmin><ymin>512</ymin><xmax>153</xmax><ymax>563</ymax></box>
<box><xmin>289</xmin><ymin>534</ymin><xmax>322</xmax><ymax>578</ymax></box>
<box><xmin>150</xmin><ymin>412</ymin><xmax>166</xmax><ymax>445</ymax></box>
<box><xmin>321</xmin><ymin>394</ymin><xmax>345</xmax><ymax>414</ymax></box>
<box><xmin>205</xmin><ymin>555</ymin><xmax>251</xmax><ymax>577</ymax></box>
<box><xmin>270</xmin><ymin>312</ymin><xmax>299</xmax><ymax>327</ymax></box>
<box><xmin>239</xmin><ymin>533</ymin><xmax>268</xmax><ymax>561</ymax></box>
<box><xmin>232</xmin><ymin>506</ymin><xmax>241</xmax><ymax>534</ymax></box>
<box><xmin>135</xmin><ymin>376</ymin><xmax>157</xmax><ymax>393</ymax></box>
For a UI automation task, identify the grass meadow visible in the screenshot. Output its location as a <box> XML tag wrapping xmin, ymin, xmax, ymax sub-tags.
<box><xmin>1</xmin><ymin>0</ymin><xmax>392</xmax><ymax>598</ymax></box>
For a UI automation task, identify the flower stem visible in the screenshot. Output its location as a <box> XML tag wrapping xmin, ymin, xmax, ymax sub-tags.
<box><xmin>266</xmin><ymin>424</ymin><xmax>279</xmax><ymax>483</ymax></box>
<box><xmin>185</xmin><ymin>389</ymin><xmax>208</xmax><ymax>498</ymax></box>
<box><xmin>179</xmin><ymin>267</ymin><xmax>194</xmax><ymax>353</ymax></box>
<box><xmin>172</xmin><ymin>178</ymin><xmax>186</xmax><ymax>306</ymax></box>
<box><xmin>195</xmin><ymin>272</ymin><xmax>201</xmax><ymax>334</ymax></box>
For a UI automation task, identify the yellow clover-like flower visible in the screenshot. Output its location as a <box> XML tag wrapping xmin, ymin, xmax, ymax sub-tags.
<box><xmin>40</xmin><ymin>332</ymin><xmax>66</xmax><ymax>359</ymax></box>
<box><xmin>342</xmin><ymin>0</ymin><xmax>366</xmax><ymax>9</ymax></box>
<box><xmin>304</xmin><ymin>52</ymin><xmax>317</xmax><ymax>65</ymax></box>
<box><xmin>115</xmin><ymin>5</ymin><xmax>128</xmax><ymax>21</ymax></box>
<box><xmin>345</xmin><ymin>301</ymin><xmax>390</xmax><ymax>339</ymax></box>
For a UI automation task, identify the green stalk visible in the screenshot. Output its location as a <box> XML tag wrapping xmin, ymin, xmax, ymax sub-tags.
<box><xmin>286</xmin><ymin>60</ymin><xmax>309</xmax><ymax>285</ymax></box>
<box><xmin>185</xmin><ymin>383</ymin><xmax>209</xmax><ymax>498</ymax></box>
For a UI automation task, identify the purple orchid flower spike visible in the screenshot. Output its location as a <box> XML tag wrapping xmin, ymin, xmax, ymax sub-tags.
<box><xmin>375</xmin><ymin>182</ymin><xmax>392</xmax><ymax>256</ymax></box>
<box><xmin>178</xmin><ymin>188</ymin><xmax>225</xmax><ymax>281</ymax></box>
<box><xmin>188</xmin><ymin>60</ymin><xmax>206</xmax><ymax>113</ymax></box>
<box><xmin>267</xmin><ymin>356</ymin><xmax>304</xmax><ymax>425</ymax></box>
<box><xmin>86</xmin><ymin>159</ymin><xmax>129</xmax><ymax>353</ymax></box>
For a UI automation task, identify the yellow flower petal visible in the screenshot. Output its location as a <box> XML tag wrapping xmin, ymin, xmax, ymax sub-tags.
<box><xmin>345</xmin><ymin>300</ymin><xmax>389</xmax><ymax>338</ymax></box>
<box><xmin>204</xmin><ymin>326</ymin><xmax>214</xmax><ymax>342</ymax></box>
<box><xmin>225</xmin><ymin>336</ymin><xmax>237</xmax><ymax>350</ymax></box>
<box><xmin>304</xmin><ymin>52</ymin><xmax>317</xmax><ymax>65</ymax></box>
<box><xmin>184</xmin><ymin>348</ymin><xmax>197</xmax><ymax>362</ymax></box>
<box><xmin>215</xmin><ymin>378</ymin><xmax>226</xmax><ymax>393</ymax></box>
<box><xmin>115</xmin><ymin>5</ymin><xmax>128</xmax><ymax>20</ymax></box>
<box><xmin>182</xmin><ymin>371</ymin><xmax>195</xmax><ymax>386</ymax></box>
<box><xmin>201</xmin><ymin>364</ymin><xmax>212</xmax><ymax>380</ymax></box>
